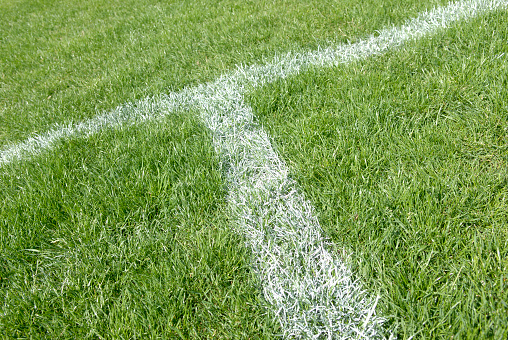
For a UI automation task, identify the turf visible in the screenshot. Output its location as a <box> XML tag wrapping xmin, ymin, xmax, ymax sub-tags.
<box><xmin>0</xmin><ymin>113</ymin><xmax>278</xmax><ymax>338</ymax></box>
<box><xmin>2</xmin><ymin>0</ymin><xmax>508</xmax><ymax>338</ymax></box>
<box><xmin>249</xmin><ymin>10</ymin><xmax>508</xmax><ymax>339</ymax></box>
<box><xmin>0</xmin><ymin>0</ymin><xmax>449</xmax><ymax>148</ymax></box>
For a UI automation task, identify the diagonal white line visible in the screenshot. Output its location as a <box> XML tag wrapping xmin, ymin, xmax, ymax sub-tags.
<box><xmin>2</xmin><ymin>0</ymin><xmax>507</xmax><ymax>338</ymax></box>
<box><xmin>1</xmin><ymin>0</ymin><xmax>506</xmax><ymax>167</ymax></box>
<box><xmin>195</xmin><ymin>86</ymin><xmax>387</xmax><ymax>338</ymax></box>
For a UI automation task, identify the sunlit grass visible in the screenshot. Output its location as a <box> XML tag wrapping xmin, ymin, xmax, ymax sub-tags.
<box><xmin>249</xmin><ymin>10</ymin><xmax>508</xmax><ymax>339</ymax></box>
<box><xmin>2</xmin><ymin>0</ymin><xmax>507</xmax><ymax>338</ymax></box>
<box><xmin>0</xmin><ymin>0</ymin><xmax>447</xmax><ymax>147</ymax></box>
<box><xmin>0</xmin><ymin>113</ymin><xmax>278</xmax><ymax>338</ymax></box>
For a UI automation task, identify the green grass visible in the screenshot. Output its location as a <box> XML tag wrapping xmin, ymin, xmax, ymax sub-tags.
<box><xmin>0</xmin><ymin>0</ymin><xmax>449</xmax><ymax>148</ymax></box>
<box><xmin>0</xmin><ymin>114</ymin><xmax>278</xmax><ymax>338</ymax></box>
<box><xmin>249</xmin><ymin>10</ymin><xmax>508</xmax><ymax>339</ymax></box>
<box><xmin>2</xmin><ymin>0</ymin><xmax>508</xmax><ymax>338</ymax></box>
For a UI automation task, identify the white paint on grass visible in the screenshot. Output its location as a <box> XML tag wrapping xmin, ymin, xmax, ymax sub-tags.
<box><xmin>2</xmin><ymin>0</ymin><xmax>506</xmax><ymax>167</ymax></box>
<box><xmin>196</xmin><ymin>87</ymin><xmax>387</xmax><ymax>339</ymax></box>
<box><xmin>2</xmin><ymin>0</ymin><xmax>507</xmax><ymax>338</ymax></box>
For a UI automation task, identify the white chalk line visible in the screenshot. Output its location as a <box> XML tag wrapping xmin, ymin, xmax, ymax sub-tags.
<box><xmin>2</xmin><ymin>1</ymin><xmax>507</xmax><ymax>338</ymax></box>
<box><xmin>2</xmin><ymin>0</ymin><xmax>506</xmax><ymax>167</ymax></box>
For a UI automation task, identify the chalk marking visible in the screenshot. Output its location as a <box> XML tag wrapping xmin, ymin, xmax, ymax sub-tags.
<box><xmin>2</xmin><ymin>0</ymin><xmax>506</xmax><ymax>167</ymax></box>
<box><xmin>2</xmin><ymin>1</ymin><xmax>507</xmax><ymax>338</ymax></box>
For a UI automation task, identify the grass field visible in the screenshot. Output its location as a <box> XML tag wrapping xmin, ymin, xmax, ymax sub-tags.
<box><xmin>1</xmin><ymin>0</ymin><xmax>507</xmax><ymax>339</ymax></box>
<box><xmin>1</xmin><ymin>115</ymin><xmax>279</xmax><ymax>338</ymax></box>
<box><xmin>249</xmin><ymin>9</ymin><xmax>508</xmax><ymax>339</ymax></box>
<box><xmin>0</xmin><ymin>0</ymin><xmax>449</xmax><ymax>148</ymax></box>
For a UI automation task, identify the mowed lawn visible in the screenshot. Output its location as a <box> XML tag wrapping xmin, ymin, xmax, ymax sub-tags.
<box><xmin>0</xmin><ymin>0</ymin><xmax>448</xmax><ymax>148</ymax></box>
<box><xmin>249</xmin><ymin>9</ymin><xmax>508</xmax><ymax>339</ymax></box>
<box><xmin>1</xmin><ymin>0</ymin><xmax>507</xmax><ymax>339</ymax></box>
<box><xmin>0</xmin><ymin>114</ymin><xmax>280</xmax><ymax>338</ymax></box>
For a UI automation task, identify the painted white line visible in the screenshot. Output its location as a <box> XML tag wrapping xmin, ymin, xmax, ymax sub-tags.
<box><xmin>2</xmin><ymin>0</ymin><xmax>507</xmax><ymax>338</ymax></box>
<box><xmin>196</xmin><ymin>87</ymin><xmax>388</xmax><ymax>338</ymax></box>
<box><xmin>1</xmin><ymin>0</ymin><xmax>505</xmax><ymax>167</ymax></box>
